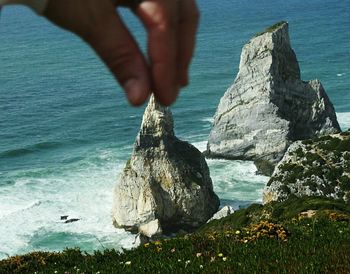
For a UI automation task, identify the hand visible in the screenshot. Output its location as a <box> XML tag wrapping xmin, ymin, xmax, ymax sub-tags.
<box><xmin>44</xmin><ymin>0</ymin><xmax>199</xmax><ymax>106</ymax></box>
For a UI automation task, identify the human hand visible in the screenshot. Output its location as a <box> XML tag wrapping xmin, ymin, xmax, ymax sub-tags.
<box><xmin>44</xmin><ymin>0</ymin><xmax>199</xmax><ymax>106</ymax></box>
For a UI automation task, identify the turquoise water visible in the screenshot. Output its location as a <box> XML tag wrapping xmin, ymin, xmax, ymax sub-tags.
<box><xmin>0</xmin><ymin>0</ymin><xmax>349</xmax><ymax>258</ymax></box>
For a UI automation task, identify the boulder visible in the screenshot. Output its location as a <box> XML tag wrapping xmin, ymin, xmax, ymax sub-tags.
<box><xmin>263</xmin><ymin>130</ymin><xmax>350</xmax><ymax>203</ymax></box>
<box><xmin>206</xmin><ymin>21</ymin><xmax>340</xmax><ymax>175</ymax></box>
<box><xmin>207</xmin><ymin>205</ymin><xmax>235</xmax><ymax>223</ymax></box>
<box><xmin>113</xmin><ymin>95</ymin><xmax>220</xmax><ymax>236</ymax></box>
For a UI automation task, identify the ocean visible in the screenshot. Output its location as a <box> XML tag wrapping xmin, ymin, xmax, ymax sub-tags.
<box><xmin>0</xmin><ymin>0</ymin><xmax>349</xmax><ymax>259</ymax></box>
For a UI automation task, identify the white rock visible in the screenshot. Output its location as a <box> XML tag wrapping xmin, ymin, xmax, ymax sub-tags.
<box><xmin>207</xmin><ymin>206</ymin><xmax>235</xmax><ymax>223</ymax></box>
<box><xmin>113</xmin><ymin>95</ymin><xmax>220</xmax><ymax>234</ymax></box>
<box><xmin>207</xmin><ymin>22</ymin><xmax>340</xmax><ymax>175</ymax></box>
<box><xmin>139</xmin><ymin>219</ymin><xmax>162</xmax><ymax>238</ymax></box>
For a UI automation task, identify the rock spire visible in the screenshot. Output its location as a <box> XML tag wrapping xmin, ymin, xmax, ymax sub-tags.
<box><xmin>206</xmin><ymin>21</ymin><xmax>340</xmax><ymax>175</ymax></box>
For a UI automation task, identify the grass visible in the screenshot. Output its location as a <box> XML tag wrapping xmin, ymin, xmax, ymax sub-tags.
<box><xmin>1</xmin><ymin>197</ymin><xmax>350</xmax><ymax>273</ymax></box>
<box><xmin>254</xmin><ymin>21</ymin><xmax>287</xmax><ymax>37</ymax></box>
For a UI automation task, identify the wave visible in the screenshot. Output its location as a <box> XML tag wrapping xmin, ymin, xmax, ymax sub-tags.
<box><xmin>201</xmin><ymin>117</ymin><xmax>214</xmax><ymax>124</ymax></box>
<box><xmin>0</xmin><ymin>141</ymin><xmax>62</xmax><ymax>159</ymax></box>
<box><xmin>337</xmin><ymin>112</ymin><xmax>350</xmax><ymax>131</ymax></box>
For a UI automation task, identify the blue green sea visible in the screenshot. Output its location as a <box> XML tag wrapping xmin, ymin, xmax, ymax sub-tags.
<box><xmin>0</xmin><ymin>0</ymin><xmax>349</xmax><ymax>259</ymax></box>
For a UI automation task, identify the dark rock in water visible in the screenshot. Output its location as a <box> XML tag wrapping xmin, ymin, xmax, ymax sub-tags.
<box><xmin>206</xmin><ymin>21</ymin><xmax>340</xmax><ymax>175</ymax></box>
<box><xmin>112</xmin><ymin>95</ymin><xmax>220</xmax><ymax>237</ymax></box>
<box><xmin>263</xmin><ymin>130</ymin><xmax>350</xmax><ymax>203</ymax></box>
<box><xmin>64</xmin><ymin>218</ymin><xmax>80</xmax><ymax>224</ymax></box>
<box><xmin>60</xmin><ymin>215</ymin><xmax>69</xmax><ymax>220</ymax></box>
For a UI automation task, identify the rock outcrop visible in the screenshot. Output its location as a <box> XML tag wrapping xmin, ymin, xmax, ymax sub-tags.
<box><xmin>206</xmin><ymin>21</ymin><xmax>340</xmax><ymax>175</ymax></box>
<box><xmin>207</xmin><ymin>206</ymin><xmax>235</xmax><ymax>223</ymax></box>
<box><xmin>263</xmin><ymin>130</ymin><xmax>350</xmax><ymax>204</ymax></box>
<box><xmin>113</xmin><ymin>96</ymin><xmax>220</xmax><ymax>237</ymax></box>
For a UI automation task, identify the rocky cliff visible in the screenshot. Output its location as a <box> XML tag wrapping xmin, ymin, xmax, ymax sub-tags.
<box><xmin>113</xmin><ymin>96</ymin><xmax>220</xmax><ymax>236</ymax></box>
<box><xmin>206</xmin><ymin>21</ymin><xmax>340</xmax><ymax>175</ymax></box>
<box><xmin>263</xmin><ymin>130</ymin><xmax>350</xmax><ymax>204</ymax></box>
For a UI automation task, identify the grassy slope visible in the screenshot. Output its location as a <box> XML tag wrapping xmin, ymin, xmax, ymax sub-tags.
<box><xmin>1</xmin><ymin>197</ymin><xmax>350</xmax><ymax>274</ymax></box>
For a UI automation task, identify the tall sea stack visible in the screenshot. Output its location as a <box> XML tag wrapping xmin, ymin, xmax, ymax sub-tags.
<box><xmin>207</xmin><ymin>22</ymin><xmax>340</xmax><ymax>175</ymax></box>
<box><xmin>113</xmin><ymin>96</ymin><xmax>219</xmax><ymax>237</ymax></box>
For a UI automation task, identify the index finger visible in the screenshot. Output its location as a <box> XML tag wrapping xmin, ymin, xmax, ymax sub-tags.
<box><xmin>135</xmin><ymin>0</ymin><xmax>179</xmax><ymax>106</ymax></box>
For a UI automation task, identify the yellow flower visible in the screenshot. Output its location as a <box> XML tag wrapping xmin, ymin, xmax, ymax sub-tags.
<box><xmin>218</xmin><ymin>253</ymin><xmax>223</xmax><ymax>257</ymax></box>
<box><xmin>235</xmin><ymin>230</ymin><xmax>241</xmax><ymax>235</ymax></box>
<box><xmin>144</xmin><ymin>243</ymin><xmax>150</xmax><ymax>247</ymax></box>
<box><xmin>125</xmin><ymin>261</ymin><xmax>131</xmax><ymax>266</ymax></box>
<box><xmin>223</xmin><ymin>257</ymin><xmax>227</xmax><ymax>261</ymax></box>
<box><xmin>156</xmin><ymin>247</ymin><xmax>162</xmax><ymax>252</ymax></box>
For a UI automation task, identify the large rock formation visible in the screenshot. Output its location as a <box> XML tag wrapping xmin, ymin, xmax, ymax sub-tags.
<box><xmin>263</xmin><ymin>130</ymin><xmax>350</xmax><ymax>204</ymax></box>
<box><xmin>206</xmin><ymin>21</ymin><xmax>340</xmax><ymax>175</ymax></box>
<box><xmin>113</xmin><ymin>96</ymin><xmax>220</xmax><ymax>236</ymax></box>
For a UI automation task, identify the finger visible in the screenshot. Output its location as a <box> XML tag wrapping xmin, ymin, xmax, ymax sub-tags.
<box><xmin>135</xmin><ymin>0</ymin><xmax>178</xmax><ymax>106</ymax></box>
<box><xmin>177</xmin><ymin>0</ymin><xmax>200</xmax><ymax>86</ymax></box>
<box><xmin>45</xmin><ymin>0</ymin><xmax>150</xmax><ymax>106</ymax></box>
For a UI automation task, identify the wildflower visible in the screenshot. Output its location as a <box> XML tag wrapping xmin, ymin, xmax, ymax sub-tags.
<box><xmin>144</xmin><ymin>243</ymin><xmax>150</xmax><ymax>247</ymax></box>
<box><xmin>185</xmin><ymin>260</ymin><xmax>191</xmax><ymax>267</ymax></box>
<box><xmin>223</xmin><ymin>257</ymin><xmax>227</xmax><ymax>261</ymax></box>
<box><xmin>54</xmin><ymin>271</ymin><xmax>58</xmax><ymax>274</ymax></box>
<box><xmin>243</xmin><ymin>239</ymin><xmax>248</xmax><ymax>243</ymax></box>
<box><xmin>210</xmin><ymin>256</ymin><xmax>215</xmax><ymax>262</ymax></box>
<box><xmin>125</xmin><ymin>261</ymin><xmax>131</xmax><ymax>266</ymax></box>
<box><xmin>235</xmin><ymin>230</ymin><xmax>241</xmax><ymax>235</ymax></box>
<box><xmin>154</xmin><ymin>241</ymin><xmax>162</xmax><ymax>246</ymax></box>
<box><xmin>171</xmin><ymin>248</ymin><xmax>176</xmax><ymax>253</ymax></box>
<box><xmin>200</xmin><ymin>265</ymin><xmax>203</xmax><ymax>269</ymax></box>
<box><xmin>156</xmin><ymin>247</ymin><xmax>162</xmax><ymax>252</ymax></box>
<box><xmin>178</xmin><ymin>259</ymin><xmax>182</xmax><ymax>262</ymax></box>
<box><xmin>218</xmin><ymin>253</ymin><xmax>223</xmax><ymax>257</ymax></box>
<box><xmin>196</xmin><ymin>252</ymin><xmax>202</xmax><ymax>257</ymax></box>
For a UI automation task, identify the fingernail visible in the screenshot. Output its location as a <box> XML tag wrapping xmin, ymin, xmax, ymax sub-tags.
<box><xmin>124</xmin><ymin>78</ymin><xmax>144</xmax><ymax>105</ymax></box>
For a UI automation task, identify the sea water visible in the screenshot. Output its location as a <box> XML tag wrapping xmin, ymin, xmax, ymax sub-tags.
<box><xmin>0</xmin><ymin>0</ymin><xmax>349</xmax><ymax>258</ymax></box>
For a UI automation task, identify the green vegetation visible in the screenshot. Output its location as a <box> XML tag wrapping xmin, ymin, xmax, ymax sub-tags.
<box><xmin>1</xmin><ymin>197</ymin><xmax>350</xmax><ymax>274</ymax></box>
<box><xmin>255</xmin><ymin>21</ymin><xmax>287</xmax><ymax>37</ymax></box>
<box><xmin>269</xmin><ymin>132</ymin><xmax>350</xmax><ymax>199</ymax></box>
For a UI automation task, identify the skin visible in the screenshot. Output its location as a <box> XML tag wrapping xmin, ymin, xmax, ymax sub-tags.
<box><xmin>44</xmin><ymin>0</ymin><xmax>200</xmax><ymax>106</ymax></box>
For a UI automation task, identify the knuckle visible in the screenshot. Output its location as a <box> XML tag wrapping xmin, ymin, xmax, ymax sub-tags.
<box><xmin>155</xmin><ymin>15</ymin><xmax>177</xmax><ymax>32</ymax></box>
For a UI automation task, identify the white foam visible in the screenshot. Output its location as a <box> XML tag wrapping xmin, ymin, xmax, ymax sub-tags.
<box><xmin>207</xmin><ymin>159</ymin><xmax>269</xmax><ymax>208</ymax></box>
<box><xmin>337</xmin><ymin>73</ymin><xmax>345</xmax><ymax>77</ymax></box>
<box><xmin>191</xmin><ymin>141</ymin><xmax>207</xmax><ymax>152</ymax></box>
<box><xmin>0</xmin><ymin>151</ymin><xmax>135</xmax><ymax>259</ymax></box>
<box><xmin>201</xmin><ymin>117</ymin><xmax>214</xmax><ymax>124</ymax></box>
<box><xmin>337</xmin><ymin>112</ymin><xmax>350</xmax><ymax>131</ymax></box>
